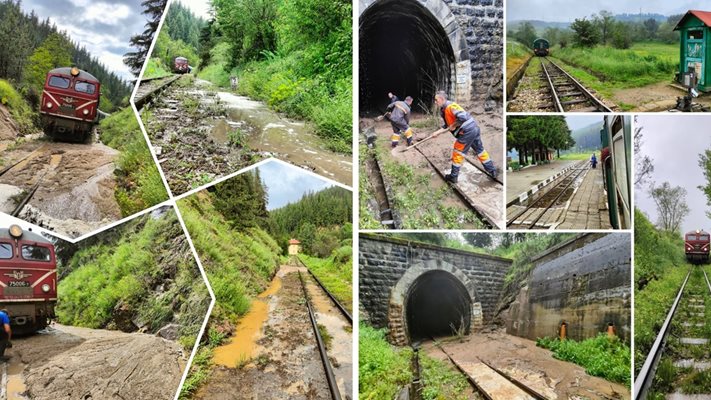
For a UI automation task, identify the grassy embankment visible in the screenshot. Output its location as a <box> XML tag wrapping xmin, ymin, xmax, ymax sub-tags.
<box><xmin>298</xmin><ymin>245</ymin><xmax>352</xmax><ymax>312</ymax></box>
<box><xmin>0</xmin><ymin>79</ymin><xmax>35</xmax><ymax>136</ymax></box>
<box><xmin>360</xmin><ymin>324</ymin><xmax>469</xmax><ymax>400</ymax></box>
<box><xmin>506</xmin><ymin>40</ymin><xmax>533</xmax><ymax>81</ymax></box>
<box><xmin>56</xmin><ymin>210</ymin><xmax>210</xmax><ymax>349</ymax></box>
<box><xmin>177</xmin><ymin>193</ymin><xmax>281</xmax><ymax>398</ymax></box>
<box><xmin>634</xmin><ymin>207</ymin><xmax>688</xmax><ymax>378</ymax></box>
<box><xmin>549</xmin><ymin>42</ymin><xmax>677</xmax><ymax>109</ymax></box>
<box><xmin>198</xmin><ymin>41</ymin><xmax>351</xmax><ymax>154</ymax></box>
<box><xmin>99</xmin><ymin>107</ymin><xmax>169</xmax><ymax>215</ymax></box>
<box><xmin>358</xmin><ymin>144</ymin><xmax>484</xmax><ymax>230</ymax></box>
<box><xmin>142</xmin><ymin>58</ymin><xmax>173</xmax><ymax>79</ymax></box>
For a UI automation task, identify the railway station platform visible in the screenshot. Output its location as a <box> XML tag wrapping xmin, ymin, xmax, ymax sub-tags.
<box><xmin>506</xmin><ymin>160</ymin><xmax>579</xmax><ymax>203</ymax></box>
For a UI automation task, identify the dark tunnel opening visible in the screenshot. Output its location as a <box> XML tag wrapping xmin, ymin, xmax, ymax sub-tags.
<box><xmin>359</xmin><ymin>0</ymin><xmax>456</xmax><ymax>115</ymax></box>
<box><xmin>406</xmin><ymin>271</ymin><xmax>471</xmax><ymax>342</ymax></box>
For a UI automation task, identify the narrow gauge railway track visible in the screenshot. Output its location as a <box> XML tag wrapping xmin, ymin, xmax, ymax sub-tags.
<box><xmin>430</xmin><ymin>339</ymin><xmax>549</xmax><ymax>400</ymax></box>
<box><xmin>363</xmin><ymin>148</ymin><xmax>399</xmax><ymax>229</ymax></box>
<box><xmin>540</xmin><ymin>58</ymin><xmax>612</xmax><ymax>113</ymax></box>
<box><xmin>0</xmin><ymin>145</ymin><xmax>61</xmax><ymax>217</ymax></box>
<box><xmin>413</xmin><ymin>145</ymin><xmax>503</xmax><ymax>229</ymax></box>
<box><xmin>294</xmin><ymin>257</ymin><xmax>352</xmax><ymax>324</ymax></box>
<box><xmin>133</xmin><ymin>74</ymin><xmax>181</xmax><ymax>111</ymax></box>
<box><xmin>634</xmin><ymin>269</ymin><xmax>711</xmax><ymax>399</ymax></box>
<box><xmin>297</xmin><ymin>271</ymin><xmax>343</xmax><ymax>400</ymax></box>
<box><xmin>507</xmin><ymin>161</ymin><xmax>588</xmax><ymax>229</ymax></box>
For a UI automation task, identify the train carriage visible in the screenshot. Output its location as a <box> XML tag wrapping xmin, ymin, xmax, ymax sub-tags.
<box><xmin>685</xmin><ymin>229</ymin><xmax>710</xmax><ymax>264</ymax></box>
<box><xmin>533</xmin><ymin>38</ymin><xmax>550</xmax><ymax>56</ymax></box>
<box><xmin>0</xmin><ymin>225</ymin><xmax>56</xmax><ymax>334</ymax></box>
<box><xmin>40</xmin><ymin>66</ymin><xmax>100</xmax><ymax>142</ymax></box>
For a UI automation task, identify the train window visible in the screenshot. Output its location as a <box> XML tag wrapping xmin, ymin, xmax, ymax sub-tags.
<box><xmin>688</xmin><ymin>234</ymin><xmax>698</xmax><ymax>240</ymax></box>
<box><xmin>21</xmin><ymin>245</ymin><xmax>51</xmax><ymax>262</ymax></box>
<box><xmin>48</xmin><ymin>76</ymin><xmax>70</xmax><ymax>89</ymax></box>
<box><xmin>701</xmin><ymin>235</ymin><xmax>710</xmax><ymax>241</ymax></box>
<box><xmin>0</xmin><ymin>243</ymin><xmax>11</xmax><ymax>259</ymax></box>
<box><xmin>74</xmin><ymin>81</ymin><xmax>96</xmax><ymax>94</ymax></box>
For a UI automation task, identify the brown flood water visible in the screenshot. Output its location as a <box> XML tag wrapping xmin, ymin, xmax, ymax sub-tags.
<box><xmin>7</xmin><ymin>358</ymin><xmax>28</xmax><ymax>400</ymax></box>
<box><xmin>212</xmin><ymin>276</ymin><xmax>282</xmax><ymax>367</ymax></box>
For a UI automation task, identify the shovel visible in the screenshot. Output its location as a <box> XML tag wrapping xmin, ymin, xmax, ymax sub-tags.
<box><xmin>402</xmin><ymin>128</ymin><xmax>449</xmax><ymax>152</ymax></box>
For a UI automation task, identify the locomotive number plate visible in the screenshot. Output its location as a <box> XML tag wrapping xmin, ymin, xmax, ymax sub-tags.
<box><xmin>8</xmin><ymin>281</ymin><xmax>30</xmax><ymax>287</ymax></box>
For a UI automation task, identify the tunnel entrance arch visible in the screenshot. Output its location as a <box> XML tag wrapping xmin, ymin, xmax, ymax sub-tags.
<box><xmin>387</xmin><ymin>259</ymin><xmax>483</xmax><ymax>345</ymax></box>
<box><xmin>359</xmin><ymin>0</ymin><xmax>471</xmax><ymax>114</ymax></box>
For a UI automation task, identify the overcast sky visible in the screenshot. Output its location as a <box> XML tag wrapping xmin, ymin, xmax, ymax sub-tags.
<box><xmin>507</xmin><ymin>0</ymin><xmax>711</xmax><ymax>22</ymax></box>
<box><xmin>566</xmin><ymin>115</ymin><xmax>603</xmax><ymax>131</ymax></box>
<box><xmin>19</xmin><ymin>0</ymin><xmax>150</xmax><ymax>81</ymax></box>
<box><xmin>635</xmin><ymin>116</ymin><xmax>711</xmax><ymax>235</ymax></box>
<box><xmin>258</xmin><ymin>161</ymin><xmax>339</xmax><ymax>210</ymax></box>
<box><xmin>178</xmin><ymin>0</ymin><xmax>212</xmax><ymax>20</ymax></box>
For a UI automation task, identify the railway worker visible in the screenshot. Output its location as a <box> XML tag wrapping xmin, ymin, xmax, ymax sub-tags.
<box><xmin>434</xmin><ymin>91</ymin><xmax>498</xmax><ymax>183</ymax></box>
<box><xmin>230</xmin><ymin>76</ymin><xmax>238</xmax><ymax>91</ymax></box>
<box><xmin>590</xmin><ymin>153</ymin><xmax>598</xmax><ymax>169</ymax></box>
<box><xmin>385</xmin><ymin>95</ymin><xmax>414</xmax><ymax>148</ymax></box>
<box><xmin>0</xmin><ymin>309</ymin><xmax>11</xmax><ymax>360</ymax></box>
<box><xmin>388</xmin><ymin>92</ymin><xmax>399</xmax><ymax>104</ymax></box>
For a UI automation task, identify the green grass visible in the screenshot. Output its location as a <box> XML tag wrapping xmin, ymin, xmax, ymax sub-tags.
<box><xmin>506</xmin><ymin>41</ymin><xmax>533</xmax><ymax>80</ymax></box>
<box><xmin>56</xmin><ymin>211</ymin><xmax>209</xmax><ymax>349</ymax></box>
<box><xmin>359</xmin><ymin>325</ymin><xmax>470</xmax><ymax>400</ymax></box>
<box><xmin>552</xmin><ymin>42</ymin><xmax>678</xmax><ymax>89</ymax></box>
<box><xmin>99</xmin><ymin>107</ymin><xmax>169</xmax><ymax>216</ymax></box>
<box><xmin>537</xmin><ymin>334</ymin><xmax>631</xmax><ymax>386</ymax></box>
<box><xmin>0</xmin><ymin>79</ymin><xmax>36</xmax><ymax>134</ymax></box>
<box><xmin>142</xmin><ymin>58</ymin><xmax>173</xmax><ymax>80</ymax></box>
<box><xmin>299</xmin><ymin>247</ymin><xmax>352</xmax><ymax>312</ymax></box>
<box><xmin>557</xmin><ymin>152</ymin><xmax>594</xmax><ymax>160</ymax></box>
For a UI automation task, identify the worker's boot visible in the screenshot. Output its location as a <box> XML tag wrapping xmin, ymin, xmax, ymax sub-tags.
<box><xmin>406</xmin><ymin>137</ymin><xmax>413</xmax><ymax>146</ymax></box>
<box><xmin>445</xmin><ymin>166</ymin><xmax>460</xmax><ymax>183</ymax></box>
<box><xmin>484</xmin><ymin>161</ymin><xmax>497</xmax><ymax>179</ymax></box>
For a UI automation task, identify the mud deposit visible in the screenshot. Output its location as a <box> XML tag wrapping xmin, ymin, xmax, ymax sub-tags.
<box><xmin>6</xmin><ymin>323</ymin><xmax>186</xmax><ymax>400</ymax></box>
<box><xmin>360</xmin><ymin>113</ymin><xmax>503</xmax><ymax>229</ymax></box>
<box><xmin>0</xmin><ymin>136</ymin><xmax>121</xmax><ymax>238</ymax></box>
<box><xmin>141</xmin><ymin>77</ymin><xmax>351</xmax><ymax>195</ymax></box>
<box><xmin>195</xmin><ymin>264</ymin><xmax>332</xmax><ymax>400</ymax></box>
<box><xmin>423</xmin><ymin>331</ymin><xmax>629</xmax><ymax>400</ymax></box>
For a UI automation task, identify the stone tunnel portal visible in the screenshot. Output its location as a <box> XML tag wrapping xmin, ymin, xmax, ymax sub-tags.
<box><xmin>359</xmin><ymin>0</ymin><xmax>459</xmax><ymax>114</ymax></box>
<box><xmin>405</xmin><ymin>270</ymin><xmax>472</xmax><ymax>341</ymax></box>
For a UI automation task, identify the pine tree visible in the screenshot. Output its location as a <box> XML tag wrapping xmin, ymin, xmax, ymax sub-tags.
<box><xmin>124</xmin><ymin>0</ymin><xmax>167</xmax><ymax>76</ymax></box>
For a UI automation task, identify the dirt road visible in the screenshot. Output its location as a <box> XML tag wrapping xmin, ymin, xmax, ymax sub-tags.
<box><xmin>195</xmin><ymin>263</ymin><xmax>339</xmax><ymax>400</ymax></box>
<box><xmin>3</xmin><ymin>323</ymin><xmax>186</xmax><ymax>400</ymax></box>
<box><xmin>140</xmin><ymin>76</ymin><xmax>352</xmax><ymax>195</ymax></box>
<box><xmin>0</xmin><ymin>131</ymin><xmax>121</xmax><ymax>238</ymax></box>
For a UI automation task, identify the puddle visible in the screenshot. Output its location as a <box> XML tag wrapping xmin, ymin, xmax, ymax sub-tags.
<box><xmin>212</xmin><ymin>275</ymin><xmax>282</xmax><ymax>368</ymax></box>
<box><xmin>7</xmin><ymin>360</ymin><xmax>28</xmax><ymax>400</ymax></box>
<box><xmin>304</xmin><ymin>275</ymin><xmax>353</xmax><ymax>397</ymax></box>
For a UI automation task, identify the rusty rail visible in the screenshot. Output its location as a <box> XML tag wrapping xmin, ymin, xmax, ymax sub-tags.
<box><xmin>542</xmin><ymin>58</ymin><xmax>612</xmax><ymax>113</ymax></box>
<box><xmin>295</xmin><ymin>257</ymin><xmax>352</xmax><ymax>324</ymax></box>
<box><xmin>133</xmin><ymin>74</ymin><xmax>181</xmax><ymax>110</ymax></box>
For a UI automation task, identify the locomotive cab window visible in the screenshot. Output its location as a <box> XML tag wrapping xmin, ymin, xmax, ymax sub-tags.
<box><xmin>74</xmin><ymin>81</ymin><xmax>96</xmax><ymax>94</ymax></box>
<box><xmin>701</xmin><ymin>234</ymin><xmax>710</xmax><ymax>241</ymax></box>
<box><xmin>688</xmin><ymin>234</ymin><xmax>698</xmax><ymax>240</ymax></box>
<box><xmin>0</xmin><ymin>243</ymin><xmax>11</xmax><ymax>259</ymax></box>
<box><xmin>21</xmin><ymin>245</ymin><xmax>51</xmax><ymax>262</ymax></box>
<box><xmin>48</xmin><ymin>76</ymin><xmax>71</xmax><ymax>89</ymax></box>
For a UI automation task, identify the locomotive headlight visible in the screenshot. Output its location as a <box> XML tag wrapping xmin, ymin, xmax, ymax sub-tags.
<box><xmin>9</xmin><ymin>225</ymin><xmax>22</xmax><ymax>238</ymax></box>
<box><xmin>45</xmin><ymin>102</ymin><xmax>53</xmax><ymax>109</ymax></box>
<box><xmin>83</xmin><ymin>109</ymin><xmax>89</xmax><ymax>115</ymax></box>
<box><xmin>41</xmin><ymin>284</ymin><xmax>50</xmax><ymax>293</ymax></box>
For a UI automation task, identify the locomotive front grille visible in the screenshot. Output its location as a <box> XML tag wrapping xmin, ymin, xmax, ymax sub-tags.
<box><xmin>59</xmin><ymin>105</ymin><xmax>75</xmax><ymax>115</ymax></box>
<box><xmin>4</xmin><ymin>287</ymin><xmax>33</xmax><ymax>296</ymax></box>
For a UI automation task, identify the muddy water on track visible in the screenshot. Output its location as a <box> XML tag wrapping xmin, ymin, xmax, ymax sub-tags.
<box><xmin>6</xmin><ymin>359</ymin><xmax>28</xmax><ymax>400</ymax></box>
<box><xmin>215</xmin><ymin>90</ymin><xmax>352</xmax><ymax>185</ymax></box>
<box><xmin>304</xmin><ymin>274</ymin><xmax>353</xmax><ymax>397</ymax></box>
<box><xmin>213</xmin><ymin>276</ymin><xmax>283</xmax><ymax>367</ymax></box>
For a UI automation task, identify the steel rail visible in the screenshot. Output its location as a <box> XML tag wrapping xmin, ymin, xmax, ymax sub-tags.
<box><xmin>506</xmin><ymin>161</ymin><xmax>588</xmax><ymax>228</ymax></box>
<box><xmin>545</xmin><ymin>58</ymin><xmax>613</xmax><ymax>112</ymax></box>
<box><xmin>432</xmin><ymin>338</ymin><xmax>546</xmax><ymax>400</ymax></box>
<box><xmin>295</xmin><ymin>257</ymin><xmax>352</xmax><ymax>324</ymax></box>
<box><xmin>540</xmin><ymin>61</ymin><xmax>564</xmax><ymax>112</ymax></box>
<box><xmin>414</xmin><ymin>146</ymin><xmax>500</xmax><ymax>229</ymax></box>
<box><xmin>634</xmin><ymin>270</ymin><xmax>692</xmax><ymax>399</ymax></box>
<box><xmin>0</xmin><ymin>146</ymin><xmax>48</xmax><ymax>178</ymax></box>
<box><xmin>133</xmin><ymin>74</ymin><xmax>181</xmax><ymax>110</ymax></box>
<box><xmin>298</xmin><ymin>271</ymin><xmax>342</xmax><ymax>400</ymax></box>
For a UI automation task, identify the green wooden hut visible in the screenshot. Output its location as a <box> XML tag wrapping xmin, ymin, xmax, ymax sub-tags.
<box><xmin>674</xmin><ymin>10</ymin><xmax>711</xmax><ymax>91</ymax></box>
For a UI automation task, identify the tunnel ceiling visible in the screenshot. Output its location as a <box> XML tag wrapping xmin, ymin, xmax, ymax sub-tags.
<box><xmin>359</xmin><ymin>0</ymin><xmax>456</xmax><ymax>114</ymax></box>
<box><xmin>406</xmin><ymin>270</ymin><xmax>471</xmax><ymax>341</ymax></box>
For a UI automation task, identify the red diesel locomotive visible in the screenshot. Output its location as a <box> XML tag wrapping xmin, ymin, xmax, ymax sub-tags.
<box><xmin>685</xmin><ymin>229</ymin><xmax>710</xmax><ymax>264</ymax></box>
<box><xmin>174</xmin><ymin>57</ymin><xmax>189</xmax><ymax>74</ymax></box>
<box><xmin>0</xmin><ymin>225</ymin><xmax>56</xmax><ymax>334</ymax></box>
<box><xmin>40</xmin><ymin>66</ymin><xmax>101</xmax><ymax>142</ymax></box>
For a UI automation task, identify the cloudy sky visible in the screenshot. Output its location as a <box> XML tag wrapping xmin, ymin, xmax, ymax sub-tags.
<box><xmin>507</xmin><ymin>0</ymin><xmax>711</xmax><ymax>22</ymax></box>
<box><xmin>179</xmin><ymin>0</ymin><xmax>212</xmax><ymax>20</ymax></box>
<box><xmin>635</xmin><ymin>116</ymin><xmax>711</xmax><ymax>235</ymax></box>
<box><xmin>258</xmin><ymin>161</ymin><xmax>339</xmax><ymax>210</ymax></box>
<box><xmin>20</xmin><ymin>0</ymin><xmax>152</xmax><ymax>81</ymax></box>
<box><xmin>566</xmin><ymin>115</ymin><xmax>602</xmax><ymax>131</ymax></box>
